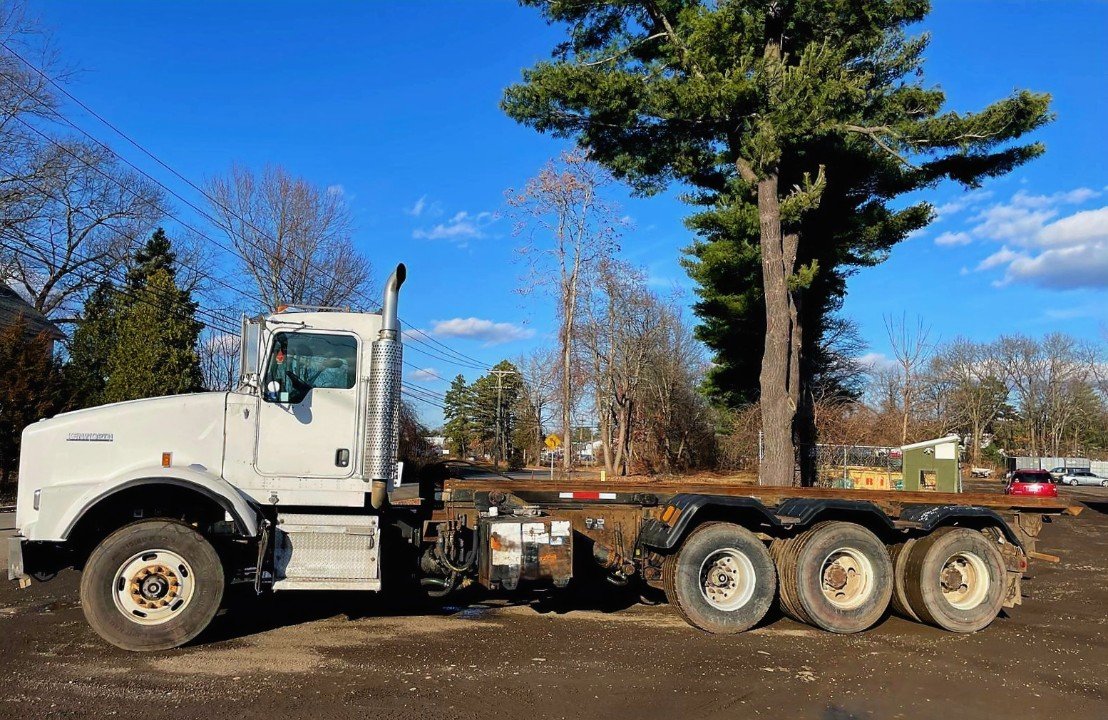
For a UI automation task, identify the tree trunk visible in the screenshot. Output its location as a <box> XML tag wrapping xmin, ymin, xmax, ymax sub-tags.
<box><xmin>756</xmin><ymin>173</ymin><xmax>799</xmax><ymax>487</ymax></box>
<box><xmin>971</xmin><ymin>418</ymin><xmax>982</xmax><ymax>467</ymax></box>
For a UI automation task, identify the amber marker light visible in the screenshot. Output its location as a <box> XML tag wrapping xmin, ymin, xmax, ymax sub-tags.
<box><xmin>161</xmin><ymin>452</ymin><xmax>172</xmax><ymax>468</ymax></box>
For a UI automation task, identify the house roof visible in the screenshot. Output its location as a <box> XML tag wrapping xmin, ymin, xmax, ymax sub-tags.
<box><xmin>0</xmin><ymin>283</ymin><xmax>64</xmax><ymax>341</ymax></box>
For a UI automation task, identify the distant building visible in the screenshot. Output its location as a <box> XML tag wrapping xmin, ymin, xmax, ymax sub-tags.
<box><xmin>425</xmin><ymin>435</ymin><xmax>448</xmax><ymax>456</ymax></box>
<box><xmin>0</xmin><ymin>283</ymin><xmax>64</xmax><ymax>352</ymax></box>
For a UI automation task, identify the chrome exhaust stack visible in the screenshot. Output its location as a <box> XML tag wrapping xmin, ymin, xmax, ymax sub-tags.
<box><xmin>366</xmin><ymin>263</ymin><xmax>406</xmax><ymax>509</ymax></box>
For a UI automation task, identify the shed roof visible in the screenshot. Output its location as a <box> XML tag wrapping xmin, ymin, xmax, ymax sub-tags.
<box><xmin>0</xmin><ymin>283</ymin><xmax>64</xmax><ymax>340</ymax></box>
<box><xmin>901</xmin><ymin>435</ymin><xmax>960</xmax><ymax>452</ymax></box>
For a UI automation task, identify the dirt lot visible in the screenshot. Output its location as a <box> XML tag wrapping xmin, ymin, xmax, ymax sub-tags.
<box><xmin>2</xmin><ymin>486</ymin><xmax>1106</xmax><ymax>720</ymax></box>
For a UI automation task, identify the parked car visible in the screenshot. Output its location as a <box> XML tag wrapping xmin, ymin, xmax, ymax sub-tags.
<box><xmin>1005</xmin><ymin>469</ymin><xmax>1058</xmax><ymax>497</ymax></box>
<box><xmin>1058</xmin><ymin>468</ymin><xmax>1108</xmax><ymax>487</ymax></box>
<box><xmin>1048</xmin><ymin>466</ymin><xmax>1070</xmax><ymax>482</ymax></box>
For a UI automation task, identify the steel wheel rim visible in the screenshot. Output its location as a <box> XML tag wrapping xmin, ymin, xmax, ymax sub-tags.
<box><xmin>698</xmin><ymin>548</ymin><xmax>757</xmax><ymax>611</ymax></box>
<box><xmin>820</xmin><ymin>547</ymin><xmax>875</xmax><ymax>610</ymax></box>
<box><xmin>940</xmin><ymin>551</ymin><xmax>990</xmax><ymax>610</ymax></box>
<box><xmin>112</xmin><ymin>549</ymin><xmax>195</xmax><ymax>625</ymax></box>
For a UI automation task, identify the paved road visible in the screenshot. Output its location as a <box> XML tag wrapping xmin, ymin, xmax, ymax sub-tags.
<box><xmin>1</xmin><ymin>489</ymin><xmax>1106</xmax><ymax>720</ymax></box>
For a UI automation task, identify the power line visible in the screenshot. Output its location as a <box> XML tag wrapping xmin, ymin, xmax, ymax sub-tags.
<box><xmin>0</xmin><ymin>158</ymin><xmax>259</xmax><ymax>322</ymax></box>
<box><xmin>0</xmin><ymin>44</ymin><xmax>509</xmax><ymax>377</ymax></box>
<box><xmin>1</xmin><ymin>238</ymin><xmax>240</xmax><ymax>337</ymax></box>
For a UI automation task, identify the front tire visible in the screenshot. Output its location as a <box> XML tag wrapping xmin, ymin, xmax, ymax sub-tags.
<box><xmin>663</xmin><ymin>522</ymin><xmax>776</xmax><ymax>634</ymax></box>
<box><xmin>81</xmin><ymin>520</ymin><xmax>225</xmax><ymax>651</ymax></box>
<box><xmin>772</xmin><ymin>521</ymin><xmax>892</xmax><ymax>633</ymax></box>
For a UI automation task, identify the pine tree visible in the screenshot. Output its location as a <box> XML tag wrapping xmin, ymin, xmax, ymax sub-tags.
<box><xmin>127</xmin><ymin>227</ymin><xmax>176</xmax><ymax>292</ymax></box>
<box><xmin>65</xmin><ymin>280</ymin><xmax>117</xmax><ymax>409</ymax></box>
<box><xmin>443</xmin><ymin>374</ymin><xmax>476</xmax><ymax>457</ymax></box>
<box><xmin>504</xmin><ymin>1</ymin><xmax>1051</xmax><ymax>485</ymax></box>
<box><xmin>101</xmin><ymin>230</ymin><xmax>204</xmax><ymax>403</ymax></box>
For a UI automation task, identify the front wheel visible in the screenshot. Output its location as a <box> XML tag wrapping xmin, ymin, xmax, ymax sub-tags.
<box><xmin>80</xmin><ymin>520</ymin><xmax>225</xmax><ymax>651</ymax></box>
<box><xmin>1100</xmin><ymin>480</ymin><xmax>1107</xmax><ymax>488</ymax></box>
<box><xmin>1069</xmin><ymin>479</ymin><xmax>1079</xmax><ymax>486</ymax></box>
<box><xmin>663</xmin><ymin>522</ymin><xmax>776</xmax><ymax>634</ymax></box>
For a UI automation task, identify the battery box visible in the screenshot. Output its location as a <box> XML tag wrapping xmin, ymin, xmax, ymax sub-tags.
<box><xmin>479</xmin><ymin>516</ymin><xmax>573</xmax><ymax>590</ymax></box>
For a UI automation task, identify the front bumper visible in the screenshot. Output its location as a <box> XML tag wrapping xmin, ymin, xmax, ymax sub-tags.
<box><xmin>8</xmin><ymin>537</ymin><xmax>27</xmax><ymax>584</ymax></box>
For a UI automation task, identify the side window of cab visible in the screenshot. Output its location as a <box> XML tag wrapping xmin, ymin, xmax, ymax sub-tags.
<box><xmin>262</xmin><ymin>332</ymin><xmax>358</xmax><ymax>404</ymax></box>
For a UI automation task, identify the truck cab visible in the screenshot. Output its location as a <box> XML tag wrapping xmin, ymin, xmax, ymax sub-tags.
<box><xmin>9</xmin><ymin>265</ymin><xmax>408</xmax><ymax>649</ymax></box>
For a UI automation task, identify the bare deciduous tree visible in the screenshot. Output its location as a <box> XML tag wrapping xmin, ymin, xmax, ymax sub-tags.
<box><xmin>206</xmin><ymin>164</ymin><xmax>372</xmax><ymax>311</ymax></box>
<box><xmin>507</xmin><ymin>150</ymin><xmax>620</xmax><ymax>471</ymax></box>
<box><xmin>578</xmin><ymin>260</ymin><xmax>659</xmax><ymax>475</ymax></box>
<box><xmin>885</xmin><ymin>314</ymin><xmax>934</xmax><ymax>445</ymax></box>
<box><xmin>198</xmin><ymin>328</ymin><xmax>240</xmax><ymax>391</ymax></box>
<box><xmin>0</xmin><ymin>139</ymin><xmax>165</xmax><ymax>322</ymax></box>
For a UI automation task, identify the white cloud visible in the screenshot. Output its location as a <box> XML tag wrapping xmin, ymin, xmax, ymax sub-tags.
<box><xmin>966</xmin><ymin>188</ymin><xmax>1108</xmax><ymax>289</ymax></box>
<box><xmin>430</xmin><ymin>317</ymin><xmax>535</xmax><ymax>345</ymax></box>
<box><xmin>976</xmin><ymin>246</ymin><xmax>1021</xmax><ymax>271</ymax></box>
<box><xmin>857</xmin><ymin>352</ymin><xmax>897</xmax><ymax>372</ymax></box>
<box><xmin>413</xmin><ymin>210</ymin><xmax>496</xmax><ymax>244</ymax></box>
<box><xmin>934</xmin><ymin>189</ymin><xmax>994</xmax><ymax>220</ymax></box>
<box><xmin>326</xmin><ymin>184</ymin><xmax>345</xmax><ymax>197</ymax></box>
<box><xmin>1038</xmin><ymin>207</ymin><xmax>1108</xmax><ymax>246</ymax></box>
<box><xmin>406</xmin><ymin>195</ymin><xmax>427</xmax><ymax>217</ymax></box>
<box><xmin>934</xmin><ymin>231</ymin><xmax>972</xmax><ymax>246</ymax></box>
<box><xmin>409</xmin><ymin>367</ymin><xmax>442</xmax><ymax>382</ymax></box>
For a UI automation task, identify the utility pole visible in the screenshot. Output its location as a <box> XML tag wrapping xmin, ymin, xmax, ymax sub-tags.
<box><xmin>490</xmin><ymin>369</ymin><xmax>517</xmax><ymax>469</ymax></box>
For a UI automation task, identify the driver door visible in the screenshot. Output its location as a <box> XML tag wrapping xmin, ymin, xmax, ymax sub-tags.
<box><xmin>255</xmin><ymin>330</ymin><xmax>360</xmax><ymax>478</ymax></box>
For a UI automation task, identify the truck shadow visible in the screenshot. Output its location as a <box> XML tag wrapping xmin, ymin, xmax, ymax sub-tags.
<box><xmin>203</xmin><ymin>579</ymin><xmax>657</xmax><ymax>645</ymax></box>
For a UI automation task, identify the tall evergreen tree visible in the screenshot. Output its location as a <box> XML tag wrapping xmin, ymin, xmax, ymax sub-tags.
<box><xmin>504</xmin><ymin>0</ymin><xmax>1051</xmax><ymax>485</ymax></box>
<box><xmin>126</xmin><ymin>227</ymin><xmax>177</xmax><ymax>292</ymax></box>
<box><xmin>64</xmin><ymin>280</ymin><xmax>117</xmax><ymax>409</ymax></box>
<box><xmin>443</xmin><ymin>374</ymin><xmax>476</xmax><ymax>457</ymax></box>
<box><xmin>103</xmin><ymin>267</ymin><xmax>204</xmax><ymax>403</ymax></box>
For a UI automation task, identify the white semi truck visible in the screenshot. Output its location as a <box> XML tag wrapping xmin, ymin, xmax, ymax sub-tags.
<box><xmin>8</xmin><ymin>264</ymin><xmax>1079</xmax><ymax>650</ymax></box>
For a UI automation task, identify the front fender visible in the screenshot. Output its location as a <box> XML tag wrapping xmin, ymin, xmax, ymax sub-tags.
<box><xmin>30</xmin><ymin>466</ymin><xmax>261</xmax><ymax>542</ymax></box>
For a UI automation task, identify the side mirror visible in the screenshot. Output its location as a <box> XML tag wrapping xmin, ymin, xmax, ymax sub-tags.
<box><xmin>266</xmin><ymin>380</ymin><xmax>281</xmax><ymax>395</ymax></box>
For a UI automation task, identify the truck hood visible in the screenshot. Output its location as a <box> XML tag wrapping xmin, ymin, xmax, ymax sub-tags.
<box><xmin>16</xmin><ymin>392</ymin><xmax>229</xmax><ymax>536</ymax></box>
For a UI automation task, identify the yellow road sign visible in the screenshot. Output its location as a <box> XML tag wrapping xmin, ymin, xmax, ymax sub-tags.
<box><xmin>544</xmin><ymin>434</ymin><xmax>561</xmax><ymax>450</ymax></box>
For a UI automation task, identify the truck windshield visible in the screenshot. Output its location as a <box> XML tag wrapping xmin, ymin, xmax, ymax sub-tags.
<box><xmin>262</xmin><ymin>332</ymin><xmax>358</xmax><ymax>404</ymax></box>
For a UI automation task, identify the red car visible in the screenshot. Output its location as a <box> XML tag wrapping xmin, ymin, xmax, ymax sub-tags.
<box><xmin>1005</xmin><ymin>469</ymin><xmax>1058</xmax><ymax>497</ymax></box>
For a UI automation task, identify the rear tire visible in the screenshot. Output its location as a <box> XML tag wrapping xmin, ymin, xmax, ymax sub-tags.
<box><xmin>903</xmin><ymin>527</ymin><xmax>1006</xmax><ymax>633</ymax></box>
<box><xmin>81</xmin><ymin>520</ymin><xmax>224</xmax><ymax>651</ymax></box>
<box><xmin>663</xmin><ymin>522</ymin><xmax>775</xmax><ymax>634</ymax></box>
<box><xmin>889</xmin><ymin>539</ymin><xmax>921</xmax><ymax>622</ymax></box>
<box><xmin>772</xmin><ymin>521</ymin><xmax>892</xmax><ymax>633</ymax></box>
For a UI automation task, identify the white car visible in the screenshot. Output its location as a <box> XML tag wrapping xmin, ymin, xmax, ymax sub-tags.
<box><xmin>1059</xmin><ymin>468</ymin><xmax>1107</xmax><ymax>487</ymax></box>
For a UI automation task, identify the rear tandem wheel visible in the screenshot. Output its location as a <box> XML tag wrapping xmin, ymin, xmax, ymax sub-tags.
<box><xmin>663</xmin><ymin>522</ymin><xmax>776</xmax><ymax>634</ymax></box>
<box><xmin>772</xmin><ymin>521</ymin><xmax>893</xmax><ymax>634</ymax></box>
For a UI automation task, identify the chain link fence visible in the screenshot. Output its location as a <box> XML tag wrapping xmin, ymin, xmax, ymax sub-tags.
<box><xmin>810</xmin><ymin>443</ymin><xmax>904</xmax><ymax>490</ymax></box>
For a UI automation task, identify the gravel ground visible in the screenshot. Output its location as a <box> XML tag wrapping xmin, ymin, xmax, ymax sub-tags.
<box><xmin>1</xmin><ymin>485</ymin><xmax>1105</xmax><ymax>720</ymax></box>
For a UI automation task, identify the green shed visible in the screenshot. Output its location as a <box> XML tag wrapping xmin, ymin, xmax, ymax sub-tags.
<box><xmin>901</xmin><ymin>435</ymin><xmax>962</xmax><ymax>493</ymax></box>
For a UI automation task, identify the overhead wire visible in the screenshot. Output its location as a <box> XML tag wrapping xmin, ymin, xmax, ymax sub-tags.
<box><xmin>1</xmin><ymin>46</ymin><xmax>499</xmax><ymax>378</ymax></box>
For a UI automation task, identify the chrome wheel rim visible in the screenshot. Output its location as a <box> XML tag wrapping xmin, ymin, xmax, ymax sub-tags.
<box><xmin>820</xmin><ymin>547</ymin><xmax>874</xmax><ymax>610</ymax></box>
<box><xmin>698</xmin><ymin>548</ymin><xmax>757</xmax><ymax>611</ymax></box>
<box><xmin>112</xmin><ymin>549</ymin><xmax>195</xmax><ymax>625</ymax></box>
<box><xmin>940</xmin><ymin>551</ymin><xmax>990</xmax><ymax>610</ymax></box>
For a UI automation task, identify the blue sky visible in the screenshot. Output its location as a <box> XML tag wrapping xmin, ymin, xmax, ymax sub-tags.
<box><xmin>29</xmin><ymin>1</ymin><xmax>1108</xmax><ymax>424</ymax></box>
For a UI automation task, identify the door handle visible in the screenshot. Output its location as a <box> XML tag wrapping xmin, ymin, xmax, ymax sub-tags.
<box><xmin>335</xmin><ymin>448</ymin><xmax>350</xmax><ymax>468</ymax></box>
